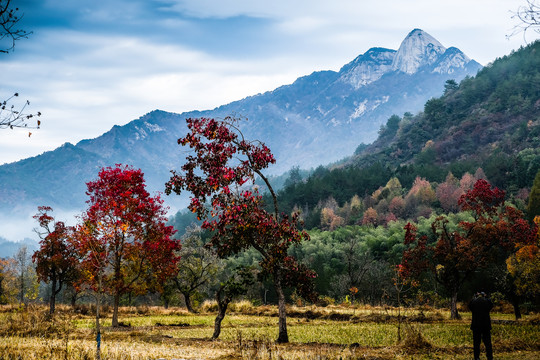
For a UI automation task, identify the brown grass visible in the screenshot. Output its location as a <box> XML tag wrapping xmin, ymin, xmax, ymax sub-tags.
<box><xmin>0</xmin><ymin>303</ymin><xmax>539</xmax><ymax>359</ymax></box>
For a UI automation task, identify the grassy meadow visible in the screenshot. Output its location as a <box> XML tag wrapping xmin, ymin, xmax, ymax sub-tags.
<box><xmin>1</xmin><ymin>302</ymin><xmax>539</xmax><ymax>359</ymax></box>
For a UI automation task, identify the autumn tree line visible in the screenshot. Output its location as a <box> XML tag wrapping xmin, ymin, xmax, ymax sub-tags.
<box><xmin>0</xmin><ymin>117</ymin><xmax>539</xmax><ymax>345</ymax></box>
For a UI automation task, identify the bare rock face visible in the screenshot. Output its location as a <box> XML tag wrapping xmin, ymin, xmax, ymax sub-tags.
<box><xmin>392</xmin><ymin>28</ymin><xmax>446</xmax><ymax>74</ymax></box>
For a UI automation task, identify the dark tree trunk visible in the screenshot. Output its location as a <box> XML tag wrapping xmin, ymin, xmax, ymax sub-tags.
<box><xmin>183</xmin><ymin>291</ymin><xmax>196</xmax><ymax>313</ymax></box>
<box><xmin>70</xmin><ymin>290</ymin><xmax>77</xmax><ymax>307</ymax></box>
<box><xmin>112</xmin><ymin>293</ymin><xmax>120</xmax><ymax>327</ymax></box>
<box><xmin>0</xmin><ymin>278</ymin><xmax>4</xmax><ymax>305</ymax></box>
<box><xmin>510</xmin><ymin>296</ymin><xmax>522</xmax><ymax>320</ymax></box>
<box><xmin>112</xmin><ymin>249</ymin><xmax>122</xmax><ymax>327</ymax></box>
<box><xmin>163</xmin><ymin>297</ymin><xmax>170</xmax><ymax>310</ymax></box>
<box><xmin>49</xmin><ymin>279</ymin><xmax>57</xmax><ymax>315</ymax></box>
<box><xmin>96</xmin><ymin>275</ymin><xmax>102</xmax><ymax>360</ymax></box>
<box><xmin>274</xmin><ymin>272</ymin><xmax>289</xmax><ymax>343</ymax></box>
<box><xmin>507</xmin><ymin>283</ymin><xmax>522</xmax><ymax>320</ymax></box>
<box><xmin>212</xmin><ymin>293</ymin><xmax>230</xmax><ymax>340</ymax></box>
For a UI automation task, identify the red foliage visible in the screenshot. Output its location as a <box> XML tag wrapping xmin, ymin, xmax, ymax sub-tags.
<box><xmin>166</xmin><ymin>117</ymin><xmax>316</xmax><ymax>301</ymax></box>
<box><xmin>32</xmin><ymin>206</ymin><xmax>80</xmax><ymax>313</ymax></box>
<box><xmin>401</xmin><ymin>179</ymin><xmax>537</xmax><ymax>319</ymax></box>
<box><xmin>458</xmin><ymin>179</ymin><xmax>505</xmax><ymax>217</ymax></box>
<box><xmin>76</xmin><ymin>165</ymin><xmax>180</xmax><ymax>303</ymax></box>
<box><xmin>400</xmin><ymin>222</ymin><xmax>429</xmax><ymax>279</ymax></box>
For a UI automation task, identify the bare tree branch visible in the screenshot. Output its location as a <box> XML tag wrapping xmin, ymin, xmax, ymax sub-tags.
<box><xmin>0</xmin><ymin>0</ymin><xmax>32</xmax><ymax>54</ymax></box>
<box><xmin>0</xmin><ymin>1</ymin><xmax>41</xmax><ymax>130</ymax></box>
<box><xmin>0</xmin><ymin>93</ymin><xmax>41</xmax><ymax>129</ymax></box>
<box><xmin>509</xmin><ymin>0</ymin><xmax>540</xmax><ymax>40</ymax></box>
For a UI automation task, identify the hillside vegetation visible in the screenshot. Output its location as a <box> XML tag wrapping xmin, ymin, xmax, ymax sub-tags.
<box><xmin>166</xmin><ymin>42</ymin><xmax>540</xmax><ymax>307</ymax></box>
<box><xmin>2</xmin><ymin>38</ymin><xmax>540</xmax><ymax>360</ymax></box>
<box><xmin>275</xmin><ymin>41</ymin><xmax>540</xmax><ymax>227</ymax></box>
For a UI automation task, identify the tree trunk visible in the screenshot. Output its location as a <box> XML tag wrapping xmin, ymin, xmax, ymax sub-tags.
<box><xmin>163</xmin><ymin>296</ymin><xmax>169</xmax><ymax>310</ymax></box>
<box><xmin>96</xmin><ymin>275</ymin><xmax>102</xmax><ymax>360</ymax></box>
<box><xmin>49</xmin><ymin>279</ymin><xmax>57</xmax><ymax>315</ymax></box>
<box><xmin>112</xmin><ymin>247</ymin><xmax>122</xmax><ymax>327</ymax></box>
<box><xmin>450</xmin><ymin>290</ymin><xmax>461</xmax><ymax>320</ymax></box>
<box><xmin>0</xmin><ymin>278</ymin><xmax>4</xmax><ymax>305</ymax></box>
<box><xmin>212</xmin><ymin>293</ymin><xmax>230</xmax><ymax>340</ymax></box>
<box><xmin>511</xmin><ymin>296</ymin><xmax>522</xmax><ymax>320</ymax></box>
<box><xmin>19</xmin><ymin>268</ymin><xmax>25</xmax><ymax>305</ymax></box>
<box><xmin>183</xmin><ymin>291</ymin><xmax>196</xmax><ymax>313</ymax></box>
<box><xmin>507</xmin><ymin>285</ymin><xmax>522</xmax><ymax>320</ymax></box>
<box><xmin>70</xmin><ymin>289</ymin><xmax>77</xmax><ymax>308</ymax></box>
<box><xmin>112</xmin><ymin>292</ymin><xmax>120</xmax><ymax>327</ymax></box>
<box><xmin>274</xmin><ymin>272</ymin><xmax>289</xmax><ymax>343</ymax></box>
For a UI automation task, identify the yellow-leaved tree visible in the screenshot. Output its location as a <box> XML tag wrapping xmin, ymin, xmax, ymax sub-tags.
<box><xmin>507</xmin><ymin>216</ymin><xmax>540</xmax><ymax>298</ymax></box>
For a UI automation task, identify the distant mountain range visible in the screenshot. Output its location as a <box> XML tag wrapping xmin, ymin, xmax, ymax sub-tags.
<box><xmin>0</xmin><ymin>29</ymin><xmax>481</xmax><ymax>225</ymax></box>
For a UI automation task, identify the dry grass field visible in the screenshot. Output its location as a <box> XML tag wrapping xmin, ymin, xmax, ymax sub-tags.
<box><xmin>1</xmin><ymin>302</ymin><xmax>539</xmax><ymax>359</ymax></box>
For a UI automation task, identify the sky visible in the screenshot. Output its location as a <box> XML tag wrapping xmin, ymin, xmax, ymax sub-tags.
<box><xmin>0</xmin><ymin>0</ymin><xmax>538</xmax><ymax>165</ymax></box>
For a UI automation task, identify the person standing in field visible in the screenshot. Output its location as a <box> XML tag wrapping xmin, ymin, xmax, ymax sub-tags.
<box><xmin>468</xmin><ymin>291</ymin><xmax>493</xmax><ymax>360</ymax></box>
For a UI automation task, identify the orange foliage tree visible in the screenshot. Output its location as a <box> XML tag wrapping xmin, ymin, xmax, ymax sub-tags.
<box><xmin>402</xmin><ymin>179</ymin><xmax>536</xmax><ymax>319</ymax></box>
<box><xmin>507</xmin><ymin>216</ymin><xmax>540</xmax><ymax>299</ymax></box>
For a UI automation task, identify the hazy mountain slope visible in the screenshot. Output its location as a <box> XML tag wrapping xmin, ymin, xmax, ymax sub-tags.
<box><xmin>0</xmin><ymin>29</ymin><xmax>481</xmax><ymax>215</ymax></box>
<box><xmin>0</xmin><ymin>237</ymin><xmax>38</xmax><ymax>258</ymax></box>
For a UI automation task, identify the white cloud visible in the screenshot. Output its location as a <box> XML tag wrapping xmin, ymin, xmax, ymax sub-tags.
<box><xmin>1</xmin><ymin>0</ymin><xmax>537</xmax><ymax>167</ymax></box>
<box><xmin>0</xmin><ymin>29</ymin><xmax>302</xmax><ymax>164</ymax></box>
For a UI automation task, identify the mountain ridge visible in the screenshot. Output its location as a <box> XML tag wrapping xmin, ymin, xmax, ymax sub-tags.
<box><xmin>348</xmin><ymin>40</ymin><xmax>540</xmax><ymax>183</ymax></box>
<box><xmin>271</xmin><ymin>41</ymin><xmax>540</xmax><ymax>229</ymax></box>
<box><xmin>0</xmin><ymin>29</ymin><xmax>482</xmax><ymax>226</ymax></box>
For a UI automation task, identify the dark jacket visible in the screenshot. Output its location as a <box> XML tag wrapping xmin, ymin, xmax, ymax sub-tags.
<box><xmin>469</xmin><ymin>295</ymin><xmax>493</xmax><ymax>331</ymax></box>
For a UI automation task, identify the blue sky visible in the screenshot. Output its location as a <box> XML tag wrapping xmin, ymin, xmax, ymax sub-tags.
<box><xmin>0</xmin><ymin>0</ymin><xmax>537</xmax><ymax>165</ymax></box>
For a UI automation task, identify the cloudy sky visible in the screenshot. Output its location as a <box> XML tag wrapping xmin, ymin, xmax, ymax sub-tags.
<box><xmin>0</xmin><ymin>0</ymin><xmax>537</xmax><ymax>165</ymax></box>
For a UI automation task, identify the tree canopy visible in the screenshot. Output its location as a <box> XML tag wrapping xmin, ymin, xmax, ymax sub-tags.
<box><xmin>166</xmin><ymin>117</ymin><xmax>316</xmax><ymax>343</ymax></box>
<box><xmin>76</xmin><ymin>164</ymin><xmax>180</xmax><ymax>327</ymax></box>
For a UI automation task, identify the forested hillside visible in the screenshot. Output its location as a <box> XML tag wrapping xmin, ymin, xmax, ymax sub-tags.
<box><xmin>358</xmin><ymin>40</ymin><xmax>540</xmax><ymax>184</ymax></box>
<box><xmin>274</xmin><ymin>40</ymin><xmax>540</xmax><ymax>230</ymax></box>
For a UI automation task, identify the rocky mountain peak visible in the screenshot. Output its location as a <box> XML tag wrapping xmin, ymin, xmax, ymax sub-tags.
<box><xmin>339</xmin><ymin>47</ymin><xmax>396</xmax><ymax>89</ymax></box>
<box><xmin>392</xmin><ymin>28</ymin><xmax>446</xmax><ymax>74</ymax></box>
<box><xmin>0</xmin><ymin>28</ymin><xmax>482</xmax><ymax>219</ymax></box>
<box><xmin>432</xmin><ymin>47</ymin><xmax>473</xmax><ymax>74</ymax></box>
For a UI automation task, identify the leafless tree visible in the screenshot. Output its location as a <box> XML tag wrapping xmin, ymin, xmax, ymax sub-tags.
<box><xmin>1</xmin><ymin>0</ymin><xmax>31</xmax><ymax>53</ymax></box>
<box><xmin>1</xmin><ymin>0</ymin><xmax>41</xmax><ymax>130</ymax></box>
<box><xmin>1</xmin><ymin>93</ymin><xmax>41</xmax><ymax>130</ymax></box>
<box><xmin>510</xmin><ymin>0</ymin><xmax>540</xmax><ymax>40</ymax></box>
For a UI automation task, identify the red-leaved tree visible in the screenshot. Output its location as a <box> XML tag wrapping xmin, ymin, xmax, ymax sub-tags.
<box><xmin>401</xmin><ymin>179</ymin><xmax>536</xmax><ymax>319</ymax></box>
<box><xmin>32</xmin><ymin>206</ymin><xmax>80</xmax><ymax>315</ymax></box>
<box><xmin>76</xmin><ymin>164</ymin><xmax>180</xmax><ymax>328</ymax></box>
<box><xmin>166</xmin><ymin>117</ymin><xmax>316</xmax><ymax>343</ymax></box>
